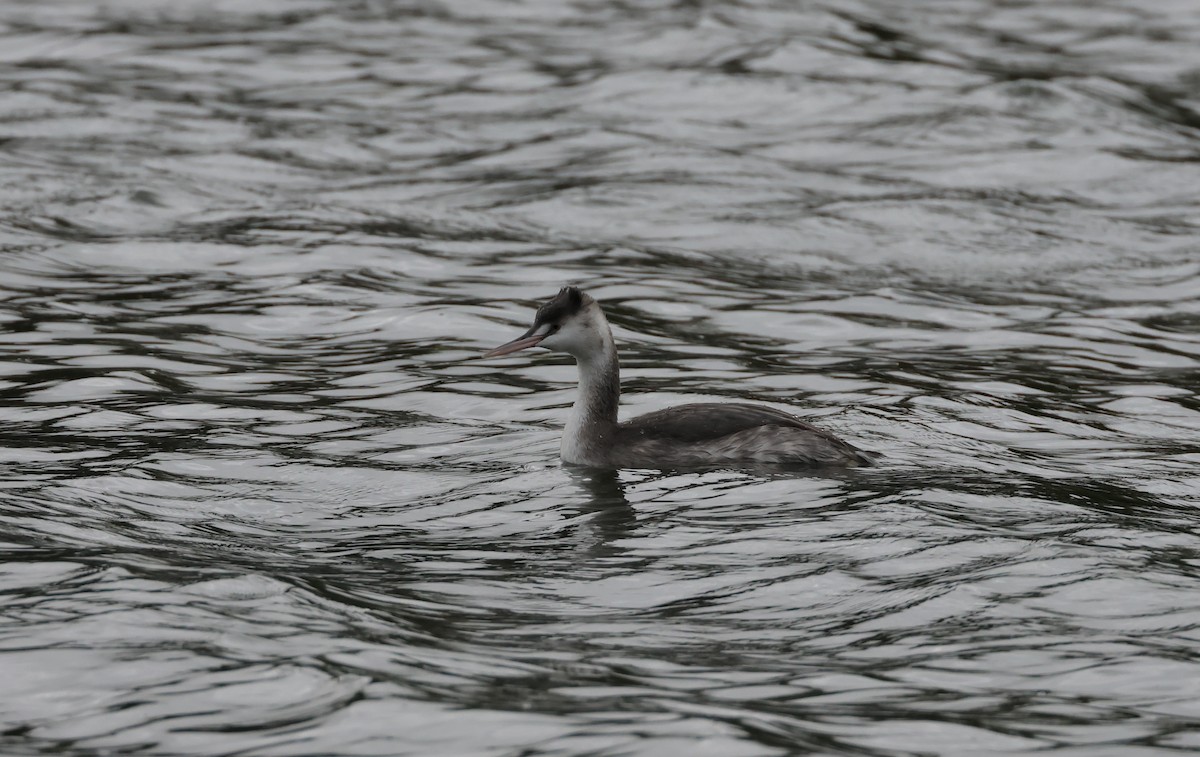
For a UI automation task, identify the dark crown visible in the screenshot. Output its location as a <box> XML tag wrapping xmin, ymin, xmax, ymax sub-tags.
<box><xmin>534</xmin><ymin>286</ymin><xmax>585</xmax><ymax>326</ymax></box>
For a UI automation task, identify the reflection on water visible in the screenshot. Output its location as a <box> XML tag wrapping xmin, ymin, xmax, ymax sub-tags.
<box><xmin>2</xmin><ymin>0</ymin><xmax>1200</xmax><ymax>755</ymax></box>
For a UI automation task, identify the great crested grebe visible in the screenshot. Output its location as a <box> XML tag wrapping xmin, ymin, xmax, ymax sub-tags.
<box><xmin>485</xmin><ymin>287</ymin><xmax>877</xmax><ymax>469</ymax></box>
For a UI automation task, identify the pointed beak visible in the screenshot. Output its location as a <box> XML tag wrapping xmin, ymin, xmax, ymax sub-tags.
<box><xmin>483</xmin><ymin>325</ymin><xmax>544</xmax><ymax>358</ymax></box>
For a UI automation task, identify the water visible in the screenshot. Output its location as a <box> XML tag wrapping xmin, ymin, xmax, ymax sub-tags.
<box><xmin>2</xmin><ymin>1</ymin><xmax>1200</xmax><ymax>755</ymax></box>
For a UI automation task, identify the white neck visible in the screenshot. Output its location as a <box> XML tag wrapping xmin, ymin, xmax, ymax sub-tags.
<box><xmin>560</xmin><ymin>340</ymin><xmax>620</xmax><ymax>465</ymax></box>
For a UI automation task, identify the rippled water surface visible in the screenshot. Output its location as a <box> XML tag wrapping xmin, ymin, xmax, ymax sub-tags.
<box><xmin>3</xmin><ymin>1</ymin><xmax>1200</xmax><ymax>755</ymax></box>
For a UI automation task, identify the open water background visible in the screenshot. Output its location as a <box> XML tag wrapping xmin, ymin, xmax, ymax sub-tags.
<box><xmin>2</xmin><ymin>1</ymin><xmax>1200</xmax><ymax>755</ymax></box>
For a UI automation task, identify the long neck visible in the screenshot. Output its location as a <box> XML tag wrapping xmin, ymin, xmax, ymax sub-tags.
<box><xmin>575</xmin><ymin>346</ymin><xmax>620</xmax><ymax>426</ymax></box>
<box><xmin>562</xmin><ymin>336</ymin><xmax>620</xmax><ymax>463</ymax></box>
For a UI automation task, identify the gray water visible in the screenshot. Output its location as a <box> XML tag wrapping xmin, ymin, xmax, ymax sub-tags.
<box><xmin>2</xmin><ymin>1</ymin><xmax>1200</xmax><ymax>755</ymax></box>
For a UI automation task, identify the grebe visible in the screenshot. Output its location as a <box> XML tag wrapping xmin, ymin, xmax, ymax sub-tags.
<box><xmin>485</xmin><ymin>287</ymin><xmax>877</xmax><ymax>468</ymax></box>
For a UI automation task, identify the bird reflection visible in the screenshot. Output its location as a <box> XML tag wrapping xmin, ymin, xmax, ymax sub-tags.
<box><xmin>565</xmin><ymin>466</ymin><xmax>637</xmax><ymax>558</ymax></box>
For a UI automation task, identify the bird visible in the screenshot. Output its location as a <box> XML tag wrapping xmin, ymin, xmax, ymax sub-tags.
<box><xmin>484</xmin><ymin>286</ymin><xmax>877</xmax><ymax>469</ymax></box>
